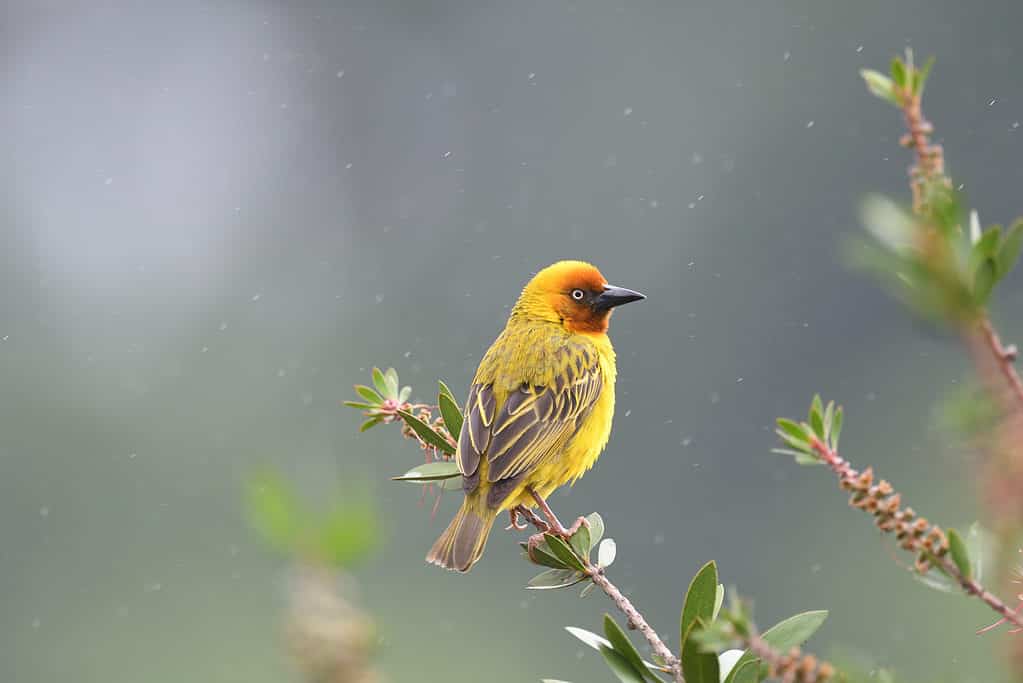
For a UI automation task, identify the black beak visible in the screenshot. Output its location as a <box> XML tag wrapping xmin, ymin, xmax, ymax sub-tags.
<box><xmin>593</xmin><ymin>285</ymin><xmax>646</xmax><ymax>311</ymax></box>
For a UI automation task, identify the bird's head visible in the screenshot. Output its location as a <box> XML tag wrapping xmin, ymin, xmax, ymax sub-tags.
<box><xmin>513</xmin><ymin>260</ymin><xmax>645</xmax><ymax>335</ymax></box>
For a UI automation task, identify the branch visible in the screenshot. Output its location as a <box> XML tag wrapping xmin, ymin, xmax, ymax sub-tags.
<box><xmin>518</xmin><ymin>509</ymin><xmax>683</xmax><ymax>682</ymax></box>
<box><xmin>808</xmin><ymin>435</ymin><xmax>1023</xmax><ymax>632</ymax></box>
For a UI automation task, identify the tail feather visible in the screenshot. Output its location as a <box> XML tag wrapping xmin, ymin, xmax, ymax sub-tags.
<box><xmin>426</xmin><ymin>499</ymin><xmax>498</xmax><ymax>572</ymax></box>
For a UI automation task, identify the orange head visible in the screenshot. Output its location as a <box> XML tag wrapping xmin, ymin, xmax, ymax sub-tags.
<box><xmin>512</xmin><ymin>260</ymin><xmax>645</xmax><ymax>334</ymax></box>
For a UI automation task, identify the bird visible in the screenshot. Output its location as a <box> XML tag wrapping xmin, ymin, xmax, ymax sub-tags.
<box><xmin>426</xmin><ymin>260</ymin><xmax>645</xmax><ymax>572</ymax></box>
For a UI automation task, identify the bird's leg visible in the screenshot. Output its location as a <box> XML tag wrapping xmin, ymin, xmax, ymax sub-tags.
<box><xmin>529</xmin><ymin>489</ymin><xmax>589</xmax><ymax>539</ymax></box>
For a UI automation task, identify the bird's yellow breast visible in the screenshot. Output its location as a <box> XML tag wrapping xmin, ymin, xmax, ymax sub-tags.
<box><xmin>474</xmin><ymin>319</ymin><xmax>617</xmax><ymax>510</ymax></box>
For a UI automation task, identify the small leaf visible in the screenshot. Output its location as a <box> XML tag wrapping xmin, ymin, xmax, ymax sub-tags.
<box><xmin>681</xmin><ymin>561</ymin><xmax>719</xmax><ymax>652</ymax></box>
<box><xmin>681</xmin><ymin>622</ymin><xmax>720</xmax><ymax>683</ymax></box>
<box><xmin>729</xmin><ymin>661</ymin><xmax>759</xmax><ymax>683</ymax></box>
<box><xmin>794</xmin><ymin>451</ymin><xmax>824</xmax><ymax>466</ymax></box>
<box><xmin>809</xmin><ymin>395</ymin><xmax>825</xmax><ymax>438</ymax></box>
<box><xmin>997</xmin><ymin>219</ymin><xmax>1023</xmax><ymax>278</ymax></box>
<box><xmin>974</xmin><ymin>258</ymin><xmax>997</xmax><ymax>305</ymax></box>
<box><xmin>599</xmin><ymin>645</ymin><xmax>647</xmax><ymax>683</ymax></box>
<box><xmin>823</xmin><ymin>401</ymin><xmax>835</xmax><ymax>439</ymax></box>
<box><xmin>586</xmin><ymin>512</ymin><xmax>605</xmax><ymax>550</ymax></box>
<box><xmin>860</xmin><ymin>69</ymin><xmax>898</xmax><ymax>106</ymax></box>
<box><xmin>712</xmin><ymin>584</ymin><xmax>724</xmax><ymax>621</ymax></box>
<box><xmin>830</xmin><ymin>406</ymin><xmax>844</xmax><ymax>451</ymax></box>
<box><xmin>391</xmin><ymin>460</ymin><xmax>461</xmax><ymax>482</ymax></box>
<box><xmin>913</xmin><ymin>56</ymin><xmax>935</xmax><ymax>97</ymax></box>
<box><xmin>246</xmin><ymin>472</ymin><xmax>299</xmax><ymax>550</ymax></box>
<box><xmin>947</xmin><ymin>528</ymin><xmax>972</xmax><ymax>580</ymax></box>
<box><xmin>398</xmin><ymin>385</ymin><xmax>412</xmax><ymax>403</ymax></box>
<box><xmin>354</xmin><ymin>385</ymin><xmax>383</xmax><ymax>404</ymax></box>
<box><xmin>438</xmin><ymin>392</ymin><xmax>464</xmax><ymax>441</ymax></box>
<box><xmin>371</xmin><ymin>367</ymin><xmax>389</xmax><ymax>397</ymax></box>
<box><xmin>440</xmin><ymin>476</ymin><xmax>465</xmax><ymax>491</ymax></box>
<box><xmin>384</xmin><ymin>367</ymin><xmax>399</xmax><ymax>397</ymax></box>
<box><xmin>598</xmin><ymin>538</ymin><xmax>617</xmax><ymax>567</ymax></box>
<box><xmin>524</xmin><ymin>539</ymin><xmax>570</xmax><ymax>569</ymax></box>
<box><xmin>397</xmin><ymin>410</ymin><xmax>456</xmax><ymax>455</ymax></box>
<box><xmin>359</xmin><ymin>416</ymin><xmax>384</xmax><ymax>432</ymax></box>
<box><xmin>580</xmin><ymin>582</ymin><xmax>596</xmax><ymax>598</ymax></box>
<box><xmin>438</xmin><ymin>380</ymin><xmax>458</xmax><ymax>405</ymax></box>
<box><xmin>569</xmin><ymin>524</ymin><xmax>591</xmax><ymax>562</ymax></box>
<box><xmin>604</xmin><ymin>615</ymin><xmax>658</xmax><ymax>683</ymax></box>
<box><xmin>544</xmin><ymin>533</ymin><xmax>586</xmax><ymax>572</ymax></box>
<box><xmin>890</xmin><ymin>56</ymin><xmax>907</xmax><ymax>89</ymax></box>
<box><xmin>342</xmin><ymin>401</ymin><xmax>375</xmax><ymax>410</ymax></box>
<box><xmin>526</xmin><ymin>568</ymin><xmax>587</xmax><ymax>590</ymax></box>
<box><xmin>565</xmin><ymin>626</ymin><xmax>612</xmax><ymax>651</ymax></box>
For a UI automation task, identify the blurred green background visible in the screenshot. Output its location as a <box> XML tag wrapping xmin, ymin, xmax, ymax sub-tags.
<box><xmin>5</xmin><ymin>1</ymin><xmax>1023</xmax><ymax>681</ymax></box>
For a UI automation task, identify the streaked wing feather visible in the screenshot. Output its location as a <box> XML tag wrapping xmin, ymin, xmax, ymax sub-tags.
<box><xmin>485</xmin><ymin>346</ymin><xmax>603</xmax><ymax>483</ymax></box>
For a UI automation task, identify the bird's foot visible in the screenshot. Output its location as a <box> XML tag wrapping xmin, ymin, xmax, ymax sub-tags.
<box><xmin>505</xmin><ymin>508</ymin><xmax>529</xmax><ymax>531</ymax></box>
<box><xmin>551</xmin><ymin>515</ymin><xmax>590</xmax><ymax>540</ymax></box>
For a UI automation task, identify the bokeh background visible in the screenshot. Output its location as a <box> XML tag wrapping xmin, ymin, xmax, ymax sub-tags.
<box><xmin>5</xmin><ymin>1</ymin><xmax>1023</xmax><ymax>681</ymax></box>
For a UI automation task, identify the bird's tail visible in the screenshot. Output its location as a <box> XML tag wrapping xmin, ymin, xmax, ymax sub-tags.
<box><xmin>426</xmin><ymin>496</ymin><xmax>498</xmax><ymax>572</ymax></box>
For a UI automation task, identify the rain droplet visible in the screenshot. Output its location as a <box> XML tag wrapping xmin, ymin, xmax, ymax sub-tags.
<box><xmin>31</xmin><ymin>618</ymin><xmax>41</xmax><ymax>629</ymax></box>
<box><xmin>688</xmin><ymin>202</ymin><xmax>696</xmax><ymax>209</ymax></box>
<box><xmin>104</xmin><ymin>177</ymin><xmax>113</xmax><ymax>185</ymax></box>
<box><xmin>218</xmin><ymin>321</ymin><xmax>228</xmax><ymax>331</ymax></box>
<box><xmin>690</xmin><ymin>152</ymin><xmax>703</xmax><ymax>165</ymax></box>
<box><xmin>527</xmin><ymin>72</ymin><xmax>536</xmax><ymax>80</ymax></box>
<box><xmin>374</xmin><ymin>294</ymin><xmax>384</xmax><ymax>304</ymax></box>
<box><xmin>783</xmin><ymin>51</ymin><xmax>791</xmax><ymax>62</ymax></box>
<box><xmin>39</xmin><ymin>507</ymin><xmax>49</xmax><ymax>518</ymax></box>
<box><xmin>442</xmin><ymin>151</ymin><xmax>452</xmax><ymax>159</ymax></box>
<box><xmin>251</xmin><ymin>294</ymin><xmax>261</xmax><ymax>302</ymax></box>
<box><xmin>1013</xmin><ymin>122</ymin><xmax>1020</xmax><ymax>130</ymax></box>
<box><xmin>806</xmin><ymin>120</ymin><xmax>815</xmax><ymax>128</ymax></box>
<box><xmin>336</xmin><ymin>70</ymin><xmax>345</xmax><ymax>78</ymax></box>
<box><xmin>623</xmin><ymin>106</ymin><xmax>633</xmax><ymax>116</ymax></box>
<box><xmin>624</xmin><ymin>409</ymin><xmax>632</xmax><ymax>417</ymax></box>
<box><xmin>345</xmin><ymin>162</ymin><xmax>353</xmax><ymax>169</ymax></box>
<box><xmin>856</xmin><ymin>45</ymin><xmax>864</xmax><ymax>53</ymax></box>
<box><xmin>989</xmin><ymin>98</ymin><xmax>997</xmax><ymax>107</ymax></box>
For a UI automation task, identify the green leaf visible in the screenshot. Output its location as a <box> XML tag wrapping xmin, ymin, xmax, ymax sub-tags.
<box><xmin>599</xmin><ymin>645</ymin><xmax>647</xmax><ymax>683</ymax></box>
<box><xmin>974</xmin><ymin>258</ymin><xmax>997</xmax><ymax>304</ymax></box>
<box><xmin>890</xmin><ymin>56</ymin><xmax>907</xmax><ymax>89</ymax></box>
<box><xmin>809</xmin><ymin>395</ymin><xmax>825</xmax><ymax>438</ymax></box>
<box><xmin>360</xmin><ymin>416</ymin><xmax>384</xmax><ymax>432</ymax></box>
<box><xmin>565</xmin><ymin>626</ymin><xmax>612</xmax><ymax>651</ymax></box>
<box><xmin>371</xmin><ymin>367</ymin><xmax>389</xmax><ymax>397</ymax></box>
<box><xmin>680</xmin><ymin>561</ymin><xmax>719</xmax><ymax>652</ymax></box>
<box><xmin>315</xmin><ymin>497</ymin><xmax>377</xmax><ymax>568</ymax></box>
<box><xmin>830</xmin><ymin>406</ymin><xmax>843</xmax><ymax>451</ymax></box>
<box><xmin>354</xmin><ymin>384</ymin><xmax>383</xmax><ymax>404</ymax></box>
<box><xmin>913</xmin><ymin>56</ymin><xmax>935</xmax><ymax>97</ymax></box>
<box><xmin>823</xmin><ymin>401</ymin><xmax>835</xmax><ymax>440</ymax></box>
<box><xmin>947</xmin><ymin>528</ymin><xmax>972</xmax><ymax>580</ymax></box>
<box><xmin>723</xmin><ymin>611</ymin><xmax>828</xmax><ymax>683</ymax></box>
<box><xmin>997</xmin><ymin>219</ymin><xmax>1023</xmax><ymax>277</ymax></box>
<box><xmin>391</xmin><ymin>460</ymin><xmax>461</xmax><ymax>482</ymax></box>
<box><xmin>523</xmin><ymin>539</ymin><xmax>570</xmax><ymax>569</ymax></box>
<box><xmin>974</xmin><ymin>224</ymin><xmax>1001</xmax><ymax>259</ymax></box>
<box><xmin>438</xmin><ymin>392</ymin><xmax>464</xmax><ymax>441</ymax></box>
<box><xmin>342</xmin><ymin>401</ymin><xmax>375</xmax><ymax>410</ymax></box>
<box><xmin>438</xmin><ymin>380</ymin><xmax>458</xmax><ymax>405</ymax></box>
<box><xmin>794</xmin><ymin>451</ymin><xmax>824</xmax><ymax>466</ymax></box>
<box><xmin>397</xmin><ymin>410</ymin><xmax>456</xmax><ymax>455</ymax></box>
<box><xmin>681</xmin><ymin>622</ymin><xmax>720</xmax><ymax>683</ymax></box>
<box><xmin>598</xmin><ymin>538</ymin><xmax>617</xmax><ymax>568</ymax></box>
<box><xmin>604</xmin><ymin>615</ymin><xmax>659</xmax><ymax>683</ymax></box>
<box><xmin>384</xmin><ymin>367</ymin><xmax>400</xmax><ymax>397</ymax></box>
<box><xmin>398</xmin><ymin>385</ymin><xmax>412</xmax><ymax>403</ymax></box>
<box><xmin>440</xmin><ymin>476</ymin><xmax>465</xmax><ymax>491</ymax></box>
<box><xmin>586</xmin><ymin>512</ymin><xmax>605</xmax><ymax>550</ymax></box>
<box><xmin>544</xmin><ymin>533</ymin><xmax>586</xmax><ymax>572</ymax></box>
<box><xmin>713</xmin><ymin>584</ymin><xmax>725</xmax><ymax>621</ymax></box>
<box><xmin>569</xmin><ymin>524</ymin><xmax>591</xmax><ymax>562</ymax></box>
<box><xmin>860</xmin><ymin>69</ymin><xmax>898</xmax><ymax>106</ymax></box>
<box><xmin>729</xmin><ymin>661</ymin><xmax>759</xmax><ymax>683</ymax></box>
<box><xmin>526</xmin><ymin>568</ymin><xmax>587</xmax><ymax>590</ymax></box>
<box><xmin>245</xmin><ymin>472</ymin><xmax>299</xmax><ymax>550</ymax></box>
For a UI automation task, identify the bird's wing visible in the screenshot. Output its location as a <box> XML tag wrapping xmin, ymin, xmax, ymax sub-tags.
<box><xmin>455</xmin><ymin>342</ymin><xmax>603</xmax><ymax>490</ymax></box>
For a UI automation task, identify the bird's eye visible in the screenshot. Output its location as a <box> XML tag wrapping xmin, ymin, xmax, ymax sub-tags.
<box><xmin>570</xmin><ymin>289</ymin><xmax>585</xmax><ymax>301</ymax></box>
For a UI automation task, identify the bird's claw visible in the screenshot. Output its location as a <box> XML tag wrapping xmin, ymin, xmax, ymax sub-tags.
<box><xmin>505</xmin><ymin>509</ymin><xmax>529</xmax><ymax>531</ymax></box>
<box><xmin>552</xmin><ymin>515</ymin><xmax>590</xmax><ymax>539</ymax></box>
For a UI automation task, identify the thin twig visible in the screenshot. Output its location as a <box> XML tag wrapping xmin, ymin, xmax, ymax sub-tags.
<box><xmin>519</xmin><ymin>511</ymin><xmax>683</xmax><ymax>682</ymax></box>
<box><xmin>588</xmin><ymin>568</ymin><xmax>683</xmax><ymax>682</ymax></box>
<box><xmin>809</xmin><ymin>437</ymin><xmax>1023</xmax><ymax>632</ymax></box>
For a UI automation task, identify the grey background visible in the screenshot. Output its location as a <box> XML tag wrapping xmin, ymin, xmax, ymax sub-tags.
<box><xmin>5</xmin><ymin>1</ymin><xmax>1023</xmax><ymax>681</ymax></box>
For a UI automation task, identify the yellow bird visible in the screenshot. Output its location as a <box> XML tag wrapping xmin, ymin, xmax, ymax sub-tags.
<box><xmin>427</xmin><ymin>260</ymin><xmax>644</xmax><ymax>572</ymax></box>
